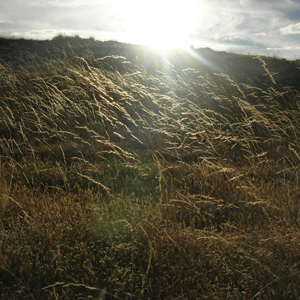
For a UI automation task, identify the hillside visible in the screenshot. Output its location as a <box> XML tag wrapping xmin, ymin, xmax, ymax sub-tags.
<box><xmin>1</xmin><ymin>35</ymin><xmax>300</xmax><ymax>299</ymax></box>
<box><xmin>1</xmin><ymin>35</ymin><xmax>300</xmax><ymax>87</ymax></box>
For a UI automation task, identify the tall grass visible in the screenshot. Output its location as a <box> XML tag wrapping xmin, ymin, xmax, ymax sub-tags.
<box><xmin>1</xmin><ymin>41</ymin><xmax>300</xmax><ymax>299</ymax></box>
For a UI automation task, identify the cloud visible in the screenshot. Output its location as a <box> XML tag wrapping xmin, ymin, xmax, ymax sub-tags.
<box><xmin>254</xmin><ymin>33</ymin><xmax>266</xmax><ymax>36</ymax></box>
<box><xmin>280</xmin><ymin>22</ymin><xmax>300</xmax><ymax>35</ymax></box>
<box><xmin>220</xmin><ymin>37</ymin><xmax>265</xmax><ymax>48</ymax></box>
<box><xmin>24</xmin><ymin>0</ymin><xmax>99</xmax><ymax>8</ymax></box>
<box><xmin>267</xmin><ymin>45</ymin><xmax>300</xmax><ymax>51</ymax></box>
<box><xmin>0</xmin><ymin>19</ymin><xmax>14</xmax><ymax>24</ymax></box>
<box><xmin>0</xmin><ymin>0</ymin><xmax>126</xmax><ymax>40</ymax></box>
<box><xmin>8</xmin><ymin>29</ymin><xmax>58</xmax><ymax>39</ymax></box>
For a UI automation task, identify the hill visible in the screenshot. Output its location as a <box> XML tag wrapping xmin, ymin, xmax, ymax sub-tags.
<box><xmin>1</xmin><ymin>35</ymin><xmax>300</xmax><ymax>299</ymax></box>
<box><xmin>1</xmin><ymin>35</ymin><xmax>300</xmax><ymax>86</ymax></box>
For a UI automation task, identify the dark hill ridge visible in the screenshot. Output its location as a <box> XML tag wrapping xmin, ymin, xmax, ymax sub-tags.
<box><xmin>1</xmin><ymin>35</ymin><xmax>300</xmax><ymax>88</ymax></box>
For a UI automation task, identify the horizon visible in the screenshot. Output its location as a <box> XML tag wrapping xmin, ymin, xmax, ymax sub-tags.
<box><xmin>1</xmin><ymin>33</ymin><xmax>298</xmax><ymax>63</ymax></box>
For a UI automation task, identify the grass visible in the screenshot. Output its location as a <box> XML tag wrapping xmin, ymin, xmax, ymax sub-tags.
<box><xmin>0</xmin><ymin>36</ymin><xmax>300</xmax><ymax>299</ymax></box>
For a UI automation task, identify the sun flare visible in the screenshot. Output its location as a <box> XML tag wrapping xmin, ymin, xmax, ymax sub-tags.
<box><xmin>120</xmin><ymin>0</ymin><xmax>194</xmax><ymax>49</ymax></box>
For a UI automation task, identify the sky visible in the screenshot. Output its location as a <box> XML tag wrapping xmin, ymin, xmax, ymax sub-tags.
<box><xmin>1</xmin><ymin>0</ymin><xmax>300</xmax><ymax>60</ymax></box>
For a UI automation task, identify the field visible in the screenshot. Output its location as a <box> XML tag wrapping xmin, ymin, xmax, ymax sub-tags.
<box><xmin>1</xmin><ymin>35</ymin><xmax>300</xmax><ymax>299</ymax></box>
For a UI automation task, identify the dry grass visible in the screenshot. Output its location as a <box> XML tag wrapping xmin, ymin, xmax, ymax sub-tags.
<box><xmin>1</xmin><ymin>40</ymin><xmax>300</xmax><ymax>299</ymax></box>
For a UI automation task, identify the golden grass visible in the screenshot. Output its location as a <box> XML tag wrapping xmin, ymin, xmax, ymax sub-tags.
<box><xmin>0</xmin><ymin>43</ymin><xmax>300</xmax><ymax>299</ymax></box>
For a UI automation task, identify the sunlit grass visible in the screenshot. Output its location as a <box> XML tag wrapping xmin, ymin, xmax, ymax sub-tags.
<box><xmin>1</xmin><ymin>38</ymin><xmax>300</xmax><ymax>299</ymax></box>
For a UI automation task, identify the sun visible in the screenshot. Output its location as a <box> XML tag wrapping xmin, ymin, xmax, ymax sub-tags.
<box><xmin>120</xmin><ymin>0</ymin><xmax>194</xmax><ymax>49</ymax></box>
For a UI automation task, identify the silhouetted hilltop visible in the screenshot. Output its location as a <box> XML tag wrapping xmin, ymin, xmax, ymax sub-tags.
<box><xmin>1</xmin><ymin>34</ymin><xmax>300</xmax><ymax>88</ymax></box>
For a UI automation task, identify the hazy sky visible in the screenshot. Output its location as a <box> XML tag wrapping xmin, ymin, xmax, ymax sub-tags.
<box><xmin>1</xmin><ymin>0</ymin><xmax>300</xmax><ymax>60</ymax></box>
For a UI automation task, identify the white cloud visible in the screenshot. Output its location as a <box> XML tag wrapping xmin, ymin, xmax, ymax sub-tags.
<box><xmin>254</xmin><ymin>33</ymin><xmax>266</xmax><ymax>36</ymax></box>
<box><xmin>267</xmin><ymin>46</ymin><xmax>300</xmax><ymax>51</ymax></box>
<box><xmin>0</xmin><ymin>19</ymin><xmax>14</xmax><ymax>24</ymax></box>
<box><xmin>9</xmin><ymin>29</ymin><xmax>57</xmax><ymax>39</ymax></box>
<box><xmin>280</xmin><ymin>22</ymin><xmax>300</xmax><ymax>35</ymax></box>
<box><xmin>239</xmin><ymin>0</ymin><xmax>253</xmax><ymax>7</ymax></box>
<box><xmin>23</xmin><ymin>0</ymin><xmax>98</xmax><ymax>8</ymax></box>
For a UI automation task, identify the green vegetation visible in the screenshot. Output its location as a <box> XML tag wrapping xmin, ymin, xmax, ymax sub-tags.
<box><xmin>1</xmin><ymin>35</ymin><xmax>300</xmax><ymax>299</ymax></box>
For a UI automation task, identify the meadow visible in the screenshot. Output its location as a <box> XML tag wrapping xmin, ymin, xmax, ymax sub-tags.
<box><xmin>1</xmin><ymin>35</ymin><xmax>300</xmax><ymax>299</ymax></box>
